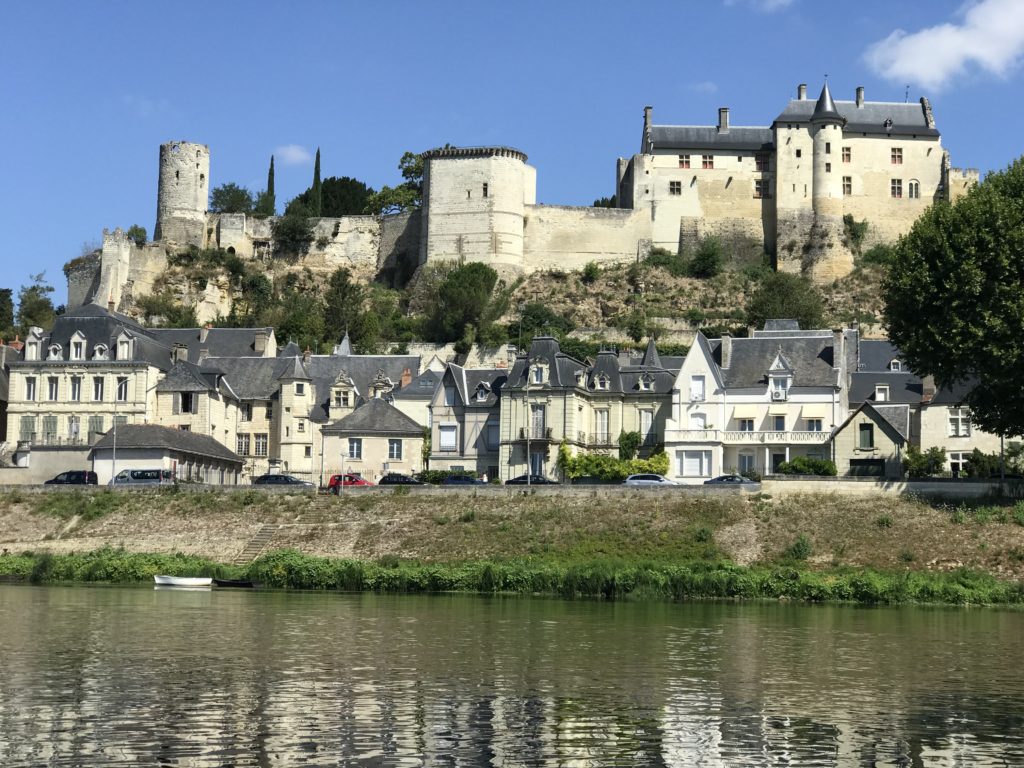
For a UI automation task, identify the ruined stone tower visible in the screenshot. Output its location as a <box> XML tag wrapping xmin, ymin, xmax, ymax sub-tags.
<box><xmin>154</xmin><ymin>141</ymin><xmax>209</xmax><ymax>246</ymax></box>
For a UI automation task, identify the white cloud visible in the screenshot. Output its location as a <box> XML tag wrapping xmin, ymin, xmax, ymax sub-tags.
<box><xmin>864</xmin><ymin>0</ymin><xmax>1024</xmax><ymax>91</ymax></box>
<box><xmin>275</xmin><ymin>144</ymin><xmax>313</xmax><ymax>166</ymax></box>
<box><xmin>688</xmin><ymin>81</ymin><xmax>719</xmax><ymax>94</ymax></box>
<box><xmin>723</xmin><ymin>0</ymin><xmax>794</xmax><ymax>12</ymax></box>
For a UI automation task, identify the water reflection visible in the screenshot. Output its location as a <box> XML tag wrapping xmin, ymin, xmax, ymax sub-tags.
<box><xmin>1</xmin><ymin>586</ymin><xmax>1023</xmax><ymax>766</ymax></box>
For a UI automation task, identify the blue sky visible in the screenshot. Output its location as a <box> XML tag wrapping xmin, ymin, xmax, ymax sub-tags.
<box><xmin>3</xmin><ymin>0</ymin><xmax>1024</xmax><ymax>307</ymax></box>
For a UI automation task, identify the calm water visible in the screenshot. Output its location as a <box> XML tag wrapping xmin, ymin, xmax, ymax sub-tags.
<box><xmin>1</xmin><ymin>585</ymin><xmax>1023</xmax><ymax>766</ymax></box>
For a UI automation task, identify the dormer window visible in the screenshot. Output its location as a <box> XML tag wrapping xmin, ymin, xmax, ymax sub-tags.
<box><xmin>26</xmin><ymin>341</ymin><xmax>40</xmax><ymax>361</ymax></box>
<box><xmin>889</xmin><ymin>359</ymin><xmax>902</xmax><ymax>372</ymax></box>
<box><xmin>575</xmin><ymin>370</ymin><xmax>585</xmax><ymax>386</ymax></box>
<box><xmin>596</xmin><ymin>374</ymin><xmax>609</xmax><ymax>391</ymax></box>
<box><xmin>875</xmin><ymin>384</ymin><xmax>890</xmax><ymax>402</ymax></box>
<box><xmin>770</xmin><ymin>376</ymin><xmax>790</xmax><ymax>401</ymax></box>
<box><xmin>117</xmin><ymin>337</ymin><xmax>131</xmax><ymax>360</ymax></box>
<box><xmin>532</xmin><ymin>366</ymin><xmax>543</xmax><ymax>384</ymax></box>
<box><xmin>47</xmin><ymin>344</ymin><xmax>62</xmax><ymax>361</ymax></box>
<box><xmin>70</xmin><ymin>332</ymin><xmax>86</xmax><ymax>361</ymax></box>
<box><xmin>639</xmin><ymin>374</ymin><xmax>654</xmax><ymax>392</ymax></box>
<box><xmin>92</xmin><ymin>344</ymin><xmax>108</xmax><ymax>360</ymax></box>
<box><xmin>475</xmin><ymin>384</ymin><xmax>489</xmax><ymax>402</ymax></box>
<box><xmin>333</xmin><ymin>390</ymin><xmax>350</xmax><ymax>408</ymax></box>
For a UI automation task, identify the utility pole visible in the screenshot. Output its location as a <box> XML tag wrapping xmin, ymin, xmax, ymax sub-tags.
<box><xmin>525</xmin><ymin>362</ymin><xmax>531</xmax><ymax>487</ymax></box>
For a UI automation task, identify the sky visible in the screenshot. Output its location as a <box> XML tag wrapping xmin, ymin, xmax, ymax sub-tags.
<box><xmin>3</xmin><ymin>0</ymin><xmax>1024</xmax><ymax>307</ymax></box>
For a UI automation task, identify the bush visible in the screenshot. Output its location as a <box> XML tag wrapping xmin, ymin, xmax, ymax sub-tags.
<box><xmin>776</xmin><ymin>456</ymin><xmax>837</xmax><ymax>476</ymax></box>
<box><xmin>618</xmin><ymin>431</ymin><xmax>642</xmax><ymax>461</ymax></box>
<box><xmin>581</xmin><ymin>262</ymin><xmax>600</xmax><ymax>284</ymax></box>
<box><xmin>783</xmin><ymin>534</ymin><xmax>813</xmax><ymax>561</ymax></box>
<box><xmin>745</xmin><ymin>272</ymin><xmax>825</xmax><ymax>331</ymax></box>
<box><xmin>860</xmin><ymin>243</ymin><xmax>896</xmax><ymax>267</ymax></box>
<box><xmin>904</xmin><ymin>445</ymin><xmax>946</xmax><ymax>478</ymax></box>
<box><xmin>688</xmin><ymin>236</ymin><xmax>724</xmax><ymax>278</ymax></box>
<box><xmin>843</xmin><ymin>214</ymin><xmax>869</xmax><ymax>251</ymax></box>
<box><xmin>645</xmin><ymin>247</ymin><xmax>687</xmax><ymax>277</ymax></box>
<box><xmin>125</xmin><ymin>224</ymin><xmax>147</xmax><ymax>248</ymax></box>
<box><xmin>272</xmin><ymin>213</ymin><xmax>315</xmax><ymax>255</ymax></box>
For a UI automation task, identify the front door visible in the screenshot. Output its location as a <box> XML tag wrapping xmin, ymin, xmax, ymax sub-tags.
<box><xmin>529</xmin><ymin>451</ymin><xmax>544</xmax><ymax>476</ymax></box>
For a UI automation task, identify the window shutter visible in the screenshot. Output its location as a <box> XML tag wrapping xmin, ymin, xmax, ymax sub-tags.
<box><xmin>173</xmin><ymin>393</ymin><xmax>180</xmax><ymax>415</ymax></box>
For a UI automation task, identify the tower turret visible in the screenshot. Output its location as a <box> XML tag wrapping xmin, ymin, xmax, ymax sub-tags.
<box><xmin>810</xmin><ymin>82</ymin><xmax>845</xmax><ymax>219</ymax></box>
<box><xmin>155</xmin><ymin>141</ymin><xmax>209</xmax><ymax>246</ymax></box>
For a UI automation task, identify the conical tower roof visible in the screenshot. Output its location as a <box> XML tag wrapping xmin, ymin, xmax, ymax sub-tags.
<box><xmin>810</xmin><ymin>81</ymin><xmax>844</xmax><ymax>125</ymax></box>
<box><xmin>640</xmin><ymin>337</ymin><xmax>662</xmax><ymax>369</ymax></box>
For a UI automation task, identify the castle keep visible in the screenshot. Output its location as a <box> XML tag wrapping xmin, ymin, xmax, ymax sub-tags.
<box><xmin>69</xmin><ymin>81</ymin><xmax>977</xmax><ymax>317</ymax></box>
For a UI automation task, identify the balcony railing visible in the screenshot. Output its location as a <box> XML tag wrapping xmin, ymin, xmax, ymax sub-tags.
<box><xmin>23</xmin><ymin>434</ymin><xmax>89</xmax><ymax>447</ymax></box>
<box><xmin>517</xmin><ymin>426</ymin><xmax>554</xmax><ymax>441</ymax></box>
<box><xmin>665</xmin><ymin>429</ymin><xmax>831</xmax><ymax>445</ymax></box>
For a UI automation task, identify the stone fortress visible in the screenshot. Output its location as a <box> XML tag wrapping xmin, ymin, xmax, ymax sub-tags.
<box><xmin>68</xmin><ymin>80</ymin><xmax>978</xmax><ymax>318</ymax></box>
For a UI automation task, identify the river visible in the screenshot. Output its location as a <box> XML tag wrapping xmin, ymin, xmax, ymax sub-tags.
<box><xmin>1</xmin><ymin>584</ymin><xmax>1022</xmax><ymax>766</ymax></box>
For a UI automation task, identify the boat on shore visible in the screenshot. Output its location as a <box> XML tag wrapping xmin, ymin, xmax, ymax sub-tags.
<box><xmin>212</xmin><ymin>578</ymin><xmax>262</xmax><ymax>589</ymax></box>
<box><xmin>153</xmin><ymin>575</ymin><xmax>212</xmax><ymax>587</ymax></box>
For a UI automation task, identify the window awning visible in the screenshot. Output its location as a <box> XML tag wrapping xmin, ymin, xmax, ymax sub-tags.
<box><xmin>801</xmin><ymin>405</ymin><xmax>829</xmax><ymax>419</ymax></box>
<box><xmin>768</xmin><ymin>404</ymin><xmax>789</xmax><ymax>415</ymax></box>
<box><xmin>731</xmin><ymin>405</ymin><xmax>758</xmax><ymax>419</ymax></box>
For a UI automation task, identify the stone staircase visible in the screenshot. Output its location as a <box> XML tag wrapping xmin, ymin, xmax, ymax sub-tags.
<box><xmin>233</xmin><ymin>524</ymin><xmax>279</xmax><ymax>565</ymax></box>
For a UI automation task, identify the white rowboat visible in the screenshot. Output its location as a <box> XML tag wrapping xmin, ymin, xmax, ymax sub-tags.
<box><xmin>153</xmin><ymin>575</ymin><xmax>213</xmax><ymax>587</ymax></box>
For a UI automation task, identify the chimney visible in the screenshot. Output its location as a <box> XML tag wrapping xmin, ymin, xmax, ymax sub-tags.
<box><xmin>922</xmin><ymin>375</ymin><xmax>936</xmax><ymax>403</ymax></box>
<box><xmin>107</xmin><ymin>294</ymin><xmax>115</xmax><ymax>313</ymax></box>
<box><xmin>401</xmin><ymin>367</ymin><xmax>412</xmax><ymax>389</ymax></box>
<box><xmin>797</xmin><ymin>83</ymin><xmax>807</xmax><ymax>100</ymax></box>
<box><xmin>856</xmin><ymin>86</ymin><xmax>865</xmax><ymax>108</ymax></box>
<box><xmin>254</xmin><ymin>329</ymin><xmax>269</xmax><ymax>356</ymax></box>
<box><xmin>720</xmin><ymin>333</ymin><xmax>732</xmax><ymax>369</ymax></box>
<box><xmin>9</xmin><ymin>334</ymin><xmax>23</xmax><ymax>352</ymax></box>
<box><xmin>833</xmin><ymin>329</ymin><xmax>844</xmax><ymax>368</ymax></box>
<box><xmin>302</xmin><ymin>347</ymin><xmax>311</xmax><ymax>364</ymax></box>
<box><xmin>197</xmin><ymin>348</ymin><xmax>209</xmax><ymax>364</ymax></box>
<box><xmin>643</xmin><ymin>105</ymin><xmax>652</xmax><ymax>132</ymax></box>
<box><xmin>717</xmin><ymin>107</ymin><xmax>730</xmax><ymax>132</ymax></box>
<box><xmin>172</xmin><ymin>343</ymin><xmax>188</xmax><ymax>363</ymax></box>
<box><xmin>200</xmin><ymin>324</ymin><xmax>211</xmax><ymax>344</ymax></box>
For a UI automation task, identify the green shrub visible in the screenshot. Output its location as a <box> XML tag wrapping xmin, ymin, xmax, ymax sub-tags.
<box><xmin>904</xmin><ymin>445</ymin><xmax>947</xmax><ymax>478</ymax></box>
<box><xmin>688</xmin><ymin>236</ymin><xmax>724</xmax><ymax>278</ymax></box>
<box><xmin>644</xmin><ymin>247</ymin><xmax>687</xmax><ymax>277</ymax></box>
<box><xmin>783</xmin><ymin>534</ymin><xmax>813</xmax><ymax>561</ymax></box>
<box><xmin>776</xmin><ymin>456</ymin><xmax>837</xmax><ymax>476</ymax></box>
<box><xmin>875</xmin><ymin>514</ymin><xmax>893</xmax><ymax>529</ymax></box>
<box><xmin>581</xmin><ymin>262</ymin><xmax>600</xmax><ymax>284</ymax></box>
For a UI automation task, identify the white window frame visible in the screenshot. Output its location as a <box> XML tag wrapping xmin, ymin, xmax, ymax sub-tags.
<box><xmin>438</xmin><ymin>424</ymin><xmax>458</xmax><ymax>451</ymax></box>
<box><xmin>388</xmin><ymin>439</ymin><xmax>402</xmax><ymax>460</ymax></box>
<box><xmin>948</xmin><ymin>408</ymin><xmax>971</xmax><ymax>437</ymax></box>
<box><xmin>25</xmin><ymin>377</ymin><xmax>36</xmax><ymax>401</ymax></box>
<box><xmin>348</xmin><ymin>438</ymin><xmax>362</xmax><ymax>460</ymax></box>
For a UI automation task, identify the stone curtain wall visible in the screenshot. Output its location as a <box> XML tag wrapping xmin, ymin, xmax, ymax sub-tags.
<box><xmin>522</xmin><ymin>205</ymin><xmax>648</xmax><ymax>272</ymax></box>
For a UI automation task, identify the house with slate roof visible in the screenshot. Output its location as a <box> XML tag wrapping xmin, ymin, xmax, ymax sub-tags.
<box><xmin>89</xmin><ymin>423</ymin><xmax>243</xmax><ymax>485</ymax></box>
<box><xmin>831</xmin><ymin>402</ymin><xmax>910</xmax><ymax>478</ymax></box>
<box><xmin>665</xmin><ymin>321</ymin><xmax>855</xmax><ymax>482</ymax></box>
<box><xmin>322</xmin><ymin>397</ymin><xmax>425</xmax><ymax>482</ymax></box>
<box><xmin>429</xmin><ymin>363</ymin><xmax>507</xmax><ymax>478</ymax></box>
<box><xmin>498</xmin><ymin>336</ymin><xmax>675</xmax><ymax>481</ymax></box>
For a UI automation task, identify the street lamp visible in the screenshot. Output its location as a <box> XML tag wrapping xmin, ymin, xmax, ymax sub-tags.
<box><xmin>525</xmin><ymin>362</ymin><xmax>531</xmax><ymax>488</ymax></box>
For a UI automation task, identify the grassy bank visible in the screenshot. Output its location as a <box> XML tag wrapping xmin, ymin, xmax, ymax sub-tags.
<box><xmin>3</xmin><ymin>488</ymin><xmax>1024</xmax><ymax>605</ymax></box>
<box><xmin>2</xmin><ymin>547</ymin><xmax>1023</xmax><ymax>606</ymax></box>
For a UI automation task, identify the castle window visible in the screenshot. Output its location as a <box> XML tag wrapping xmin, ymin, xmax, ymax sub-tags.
<box><xmin>669</xmin><ymin>180</ymin><xmax>682</xmax><ymax>195</ymax></box>
<box><xmin>254</xmin><ymin>433</ymin><xmax>268</xmax><ymax>456</ymax></box>
<box><xmin>467</xmin><ymin>190</ymin><xmax>471</xmax><ymax>199</ymax></box>
<box><xmin>908</xmin><ymin>180</ymin><xmax>920</xmax><ymax>199</ymax></box>
<box><xmin>701</xmin><ymin>155</ymin><xmax>714</xmax><ymax>169</ymax></box>
<box><xmin>842</xmin><ymin>176</ymin><xmax>852</xmax><ymax>196</ymax></box>
<box><xmin>482</xmin><ymin>183</ymin><xmax>488</xmax><ymax>198</ymax></box>
<box><xmin>842</xmin><ymin>146</ymin><xmax>851</xmax><ymax>163</ymax></box>
<box><xmin>200</xmin><ymin>174</ymin><xmax>205</xmax><ymax>184</ymax></box>
<box><xmin>825</xmin><ymin>162</ymin><xmax>831</xmax><ymax>173</ymax></box>
<box><xmin>755</xmin><ymin>153</ymin><xmax>769</xmax><ymax>172</ymax></box>
<box><xmin>825</xmin><ymin>142</ymin><xmax>831</xmax><ymax>154</ymax></box>
<box><xmin>754</xmin><ymin>180</ymin><xmax>770</xmax><ymax>199</ymax></box>
<box><xmin>678</xmin><ymin>154</ymin><xmax>690</xmax><ymax>169</ymax></box>
<box><xmin>175</xmin><ymin>170</ymin><xmax>179</xmax><ymax>181</ymax></box>
<box><xmin>295</xmin><ymin>383</ymin><xmax>304</xmax><ymax>396</ymax></box>
<box><xmin>795</xmin><ymin>149</ymin><xmax>802</xmax><ymax>159</ymax></box>
<box><xmin>891</xmin><ymin>147</ymin><xmax>903</xmax><ymax>164</ymax></box>
<box><xmin>891</xmin><ymin>179</ymin><xmax>903</xmax><ymax>198</ymax></box>
<box><xmin>237</xmin><ymin>434</ymin><xmax>251</xmax><ymax>456</ymax></box>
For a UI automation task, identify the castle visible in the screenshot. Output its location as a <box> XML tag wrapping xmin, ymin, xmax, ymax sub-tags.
<box><xmin>68</xmin><ymin>81</ymin><xmax>977</xmax><ymax>317</ymax></box>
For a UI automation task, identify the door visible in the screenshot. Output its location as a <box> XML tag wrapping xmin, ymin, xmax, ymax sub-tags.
<box><xmin>529</xmin><ymin>451</ymin><xmax>544</xmax><ymax>475</ymax></box>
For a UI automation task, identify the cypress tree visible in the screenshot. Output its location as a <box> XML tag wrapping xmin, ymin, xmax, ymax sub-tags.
<box><xmin>312</xmin><ymin>147</ymin><xmax>322</xmax><ymax>217</ymax></box>
<box><xmin>256</xmin><ymin>155</ymin><xmax>276</xmax><ymax>216</ymax></box>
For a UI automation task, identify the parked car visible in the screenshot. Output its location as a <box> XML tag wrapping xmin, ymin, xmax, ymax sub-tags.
<box><xmin>704</xmin><ymin>474</ymin><xmax>760</xmax><ymax>486</ymax></box>
<box><xmin>441</xmin><ymin>474</ymin><xmax>485</xmax><ymax>486</ymax></box>
<box><xmin>505</xmin><ymin>474</ymin><xmax>558</xmax><ymax>485</ymax></box>
<box><xmin>623</xmin><ymin>473</ymin><xmax>677</xmax><ymax>487</ymax></box>
<box><xmin>327</xmin><ymin>473</ymin><xmax>374</xmax><ymax>493</ymax></box>
<box><xmin>378</xmin><ymin>473</ymin><xmax>424</xmax><ymax>486</ymax></box>
<box><xmin>253</xmin><ymin>473</ymin><xmax>316</xmax><ymax>489</ymax></box>
<box><xmin>110</xmin><ymin>468</ymin><xmax>175</xmax><ymax>486</ymax></box>
<box><xmin>44</xmin><ymin>470</ymin><xmax>98</xmax><ymax>485</ymax></box>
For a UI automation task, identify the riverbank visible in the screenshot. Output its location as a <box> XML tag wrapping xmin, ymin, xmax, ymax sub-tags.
<box><xmin>2</xmin><ymin>487</ymin><xmax>1024</xmax><ymax>604</ymax></box>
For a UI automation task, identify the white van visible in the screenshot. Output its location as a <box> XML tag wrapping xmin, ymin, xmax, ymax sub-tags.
<box><xmin>110</xmin><ymin>468</ymin><xmax>175</xmax><ymax>486</ymax></box>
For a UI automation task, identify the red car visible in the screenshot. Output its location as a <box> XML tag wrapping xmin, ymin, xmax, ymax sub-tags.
<box><xmin>327</xmin><ymin>473</ymin><xmax>374</xmax><ymax>493</ymax></box>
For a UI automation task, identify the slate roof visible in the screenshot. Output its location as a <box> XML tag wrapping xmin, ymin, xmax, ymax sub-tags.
<box><xmin>149</xmin><ymin>327</ymin><xmax>274</xmax><ymax>363</ymax></box>
<box><xmin>810</xmin><ymin>82</ymin><xmax>843</xmax><ymax>123</ymax></box>
<box><xmin>90</xmin><ymin>424</ymin><xmax>243</xmax><ymax>465</ymax></box>
<box><xmin>719</xmin><ymin>334</ymin><xmax>840</xmax><ymax>388</ymax></box>
<box><xmin>445</xmin><ymin>365</ymin><xmax>506</xmax><ymax>407</ymax></box>
<box><xmin>321</xmin><ymin>397</ymin><xmax>423</xmax><ymax>437</ymax></box>
<box><xmin>199</xmin><ymin>356</ymin><xmax>286</xmax><ymax>400</ymax></box>
<box><xmin>774</xmin><ymin>97</ymin><xmax>938</xmax><ymax>136</ymax></box>
<box><xmin>506</xmin><ymin>337</ymin><xmax>585</xmax><ymax>390</ymax></box>
<box><xmin>857</xmin><ymin>339</ymin><xmax>905</xmax><ymax>372</ymax></box>
<box><xmin>155</xmin><ymin>361</ymin><xmax>221</xmax><ymax>393</ymax></box>
<box><xmin>849</xmin><ymin>372</ymin><xmax>923</xmax><ymax>406</ymax></box>
<box><xmin>930</xmin><ymin>379</ymin><xmax>976</xmax><ymax>406</ymax></box>
<box><xmin>648</xmin><ymin>125</ymin><xmax>774</xmax><ymax>152</ymax></box>
<box><xmin>871</xmin><ymin>403</ymin><xmax>911</xmax><ymax>441</ymax></box>
<box><xmin>391</xmin><ymin>369</ymin><xmax>442</xmax><ymax>402</ymax></box>
<box><xmin>762</xmin><ymin>319</ymin><xmax>801</xmax><ymax>332</ymax></box>
<box><xmin>305</xmin><ymin>354</ymin><xmax>420</xmax><ymax>423</ymax></box>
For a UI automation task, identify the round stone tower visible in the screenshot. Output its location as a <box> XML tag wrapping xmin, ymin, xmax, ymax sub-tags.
<box><xmin>154</xmin><ymin>141</ymin><xmax>209</xmax><ymax>246</ymax></box>
<box><xmin>805</xmin><ymin>83</ymin><xmax>853</xmax><ymax>281</ymax></box>
<box><xmin>419</xmin><ymin>146</ymin><xmax>534</xmax><ymax>274</ymax></box>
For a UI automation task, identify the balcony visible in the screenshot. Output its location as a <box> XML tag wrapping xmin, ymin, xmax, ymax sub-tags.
<box><xmin>665</xmin><ymin>429</ymin><xmax>831</xmax><ymax>445</ymax></box>
<box><xmin>517</xmin><ymin>426</ymin><xmax>554</xmax><ymax>442</ymax></box>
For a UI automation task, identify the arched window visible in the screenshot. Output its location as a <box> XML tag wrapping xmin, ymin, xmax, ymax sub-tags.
<box><xmin>908</xmin><ymin>180</ymin><xmax>920</xmax><ymax>199</ymax></box>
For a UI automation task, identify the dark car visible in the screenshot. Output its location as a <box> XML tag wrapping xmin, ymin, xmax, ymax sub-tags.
<box><xmin>441</xmin><ymin>474</ymin><xmax>485</xmax><ymax>485</ymax></box>
<box><xmin>327</xmin><ymin>473</ymin><xmax>374</xmax><ymax>493</ymax></box>
<box><xmin>44</xmin><ymin>470</ymin><xmax>98</xmax><ymax>485</ymax></box>
<box><xmin>704</xmin><ymin>474</ymin><xmax>760</xmax><ymax>486</ymax></box>
<box><xmin>253</xmin><ymin>474</ymin><xmax>316</xmax><ymax>489</ymax></box>
<box><xmin>378</xmin><ymin>473</ymin><xmax>424</xmax><ymax>486</ymax></box>
<box><xmin>505</xmin><ymin>474</ymin><xmax>558</xmax><ymax>485</ymax></box>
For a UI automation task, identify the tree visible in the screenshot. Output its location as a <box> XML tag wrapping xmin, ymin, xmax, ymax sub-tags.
<box><xmin>311</xmin><ymin>147</ymin><xmax>322</xmax><ymax>217</ymax></box>
<box><xmin>0</xmin><ymin>288</ymin><xmax>14</xmax><ymax>339</ymax></box>
<box><xmin>903</xmin><ymin>445</ymin><xmax>947</xmax><ymax>478</ymax></box>
<box><xmin>364</xmin><ymin>151</ymin><xmax>424</xmax><ymax>215</ymax></box>
<box><xmin>745</xmin><ymin>271</ymin><xmax>824</xmax><ymax>331</ymax></box>
<box><xmin>593</xmin><ymin>196</ymin><xmax>616</xmax><ymax>208</ymax></box>
<box><xmin>883</xmin><ymin>157</ymin><xmax>1024</xmax><ymax>437</ymax></box>
<box><xmin>688</xmin><ymin>236</ymin><xmax>724</xmax><ymax>278</ymax></box>
<box><xmin>618</xmin><ymin>431</ymin><xmax>642</xmax><ymax>461</ymax></box>
<box><xmin>287</xmin><ymin>176</ymin><xmax>374</xmax><ymax>217</ymax></box>
<box><xmin>209</xmin><ymin>183</ymin><xmax>255</xmax><ymax>214</ymax></box>
<box><xmin>17</xmin><ymin>273</ymin><xmax>56</xmax><ymax>332</ymax></box>
<box><xmin>255</xmin><ymin>156</ymin><xmax>275</xmax><ymax>216</ymax></box>
<box><xmin>511</xmin><ymin>302</ymin><xmax>574</xmax><ymax>343</ymax></box>
<box><xmin>271</xmin><ymin>213</ymin><xmax>315</xmax><ymax>256</ymax></box>
<box><xmin>322</xmin><ymin>267</ymin><xmax>364</xmax><ymax>344</ymax></box>
<box><xmin>428</xmin><ymin>262</ymin><xmax>498</xmax><ymax>343</ymax></box>
<box><xmin>125</xmin><ymin>224</ymin><xmax>147</xmax><ymax>247</ymax></box>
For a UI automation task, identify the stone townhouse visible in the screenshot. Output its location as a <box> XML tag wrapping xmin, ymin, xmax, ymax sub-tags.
<box><xmin>498</xmin><ymin>337</ymin><xmax>676</xmax><ymax>481</ymax></box>
<box><xmin>664</xmin><ymin>321</ymin><xmax>855</xmax><ymax>483</ymax></box>
<box><xmin>428</xmin><ymin>363</ymin><xmax>508</xmax><ymax>478</ymax></box>
<box><xmin>322</xmin><ymin>398</ymin><xmax>425</xmax><ymax>481</ymax></box>
<box><xmin>919</xmin><ymin>379</ymin><xmax>1016</xmax><ymax>477</ymax></box>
